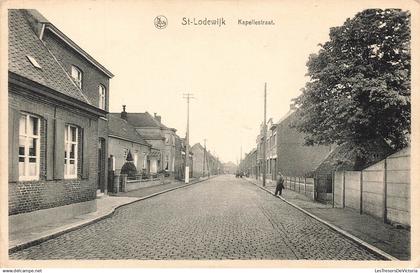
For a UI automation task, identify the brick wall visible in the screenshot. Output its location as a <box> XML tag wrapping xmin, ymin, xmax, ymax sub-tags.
<box><xmin>276</xmin><ymin>119</ymin><xmax>331</xmax><ymax>177</ymax></box>
<box><xmin>9</xmin><ymin>85</ymin><xmax>99</xmax><ymax>215</ymax></box>
<box><xmin>42</xmin><ymin>28</ymin><xmax>110</xmax><ymax>193</ymax></box>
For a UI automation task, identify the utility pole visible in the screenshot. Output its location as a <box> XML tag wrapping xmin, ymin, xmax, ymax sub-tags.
<box><xmin>183</xmin><ymin>93</ymin><xmax>194</xmax><ymax>183</ymax></box>
<box><xmin>262</xmin><ymin>83</ymin><xmax>267</xmax><ymax>187</ymax></box>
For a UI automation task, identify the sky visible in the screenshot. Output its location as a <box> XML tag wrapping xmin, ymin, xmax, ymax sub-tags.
<box><xmin>28</xmin><ymin>0</ymin><xmax>409</xmax><ymax>164</ymax></box>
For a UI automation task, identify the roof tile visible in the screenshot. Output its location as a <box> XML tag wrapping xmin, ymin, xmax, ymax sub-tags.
<box><xmin>108</xmin><ymin>114</ymin><xmax>151</xmax><ymax>146</ymax></box>
<box><xmin>8</xmin><ymin>9</ymin><xmax>90</xmax><ymax>104</ymax></box>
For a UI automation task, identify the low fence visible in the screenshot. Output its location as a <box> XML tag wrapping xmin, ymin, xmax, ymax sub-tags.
<box><xmin>284</xmin><ymin>176</ymin><xmax>315</xmax><ymax>200</ymax></box>
<box><xmin>111</xmin><ymin>173</ymin><xmax>165</xmax><ymax>193</ymax></box>
<box><xmin>333</xmin><ymin>147</ymin><xmax>410</xmax><ymax>227</ymax></box>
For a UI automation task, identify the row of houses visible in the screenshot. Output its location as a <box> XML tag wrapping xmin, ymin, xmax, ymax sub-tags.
<box><xmin>109</xmin><ymin>108</ymin><xmax>194</xmax><ymax>181</ymax></box>
<box><xmin>239</xmin><ymin>104</ymin><xmax>394</xmax><ymax>202</ymax></box>
<box><xmin>7</xmin><ymin>9</ymin><xmax>220</xmax><ymax>225</ymax></box>
<box><xmin>191</xmin><ymin>143</ymin><xmax>223</xmax><ymax>178</ymax></box>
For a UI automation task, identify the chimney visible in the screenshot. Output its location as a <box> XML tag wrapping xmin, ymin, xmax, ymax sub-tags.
<box><xmin>121</xmin><ymin>105</ymin><xmax>127</xmax><ymax>120</ymax></box>
<box><xmin>154</xmin><ymin>112</ymin><xmax>161</xmax><ymax>123</ymax></box>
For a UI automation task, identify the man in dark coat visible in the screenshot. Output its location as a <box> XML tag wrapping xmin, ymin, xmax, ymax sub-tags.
<box><xmin>275</xmin><ymin>172</ymin><xmax>285</xmax><ymax>196</ymax></box>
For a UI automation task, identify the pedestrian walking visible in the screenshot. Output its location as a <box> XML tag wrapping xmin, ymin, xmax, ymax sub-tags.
<box><xmin>275</xmin><ymin>172</ymin><xmax>285</xmax><ymax>196</ymax></box>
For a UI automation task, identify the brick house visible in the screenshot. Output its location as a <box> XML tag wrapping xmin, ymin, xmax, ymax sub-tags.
<box><xmin>8</xmin><ymin>8</ymin><xmax>113</xmax><ymax>224</ymax></box>
<box><xmin>112</xmin><ymin>107</ymin><xmax>180</xmax><ymax>176</ymax></box>
<box><xmin>273</xmin><ymin>106</ymin><xmax>394</xmax><ymax>202</ymax></box>
<box><xmin>273</xmin><ymin>108</ymin><xmax>332</xmax><ymax>199</ymax></box>
<box><xmin>108</xmin><ymin>110</ymin><xmax>152</xmax><ymax>176</ymax></box>
<box><xmin>256</xmin><ymin>118</ymin><xmax>277</xmax><ymax>181</ymax></box>
<box><xmin>191</xmin><ymin>143</ymin><xmax>221</xmax><ymax>177</ymax></box>
<box><xmin>207</xmin><ymin>152</ymin><xmax>222</xmax><ymax>175</ymax></box>
<box><xmin>240</xmin><ymin>148</ymin><xmax>257</xmax><ymax>178</ymax></box>
<box><xmin>191</xmin><ymin>143</ymin><xmax>206</xmax><ymax>178</ymax></box>
<box><xmin>174</xmin><ymin>135</ymin><xmax>192</xmax><ymax>180</ymax></box>
<box><xmin>274</xmin><ymin>109</ymin><xmax>331</xmax><ymax>177</ymax></box>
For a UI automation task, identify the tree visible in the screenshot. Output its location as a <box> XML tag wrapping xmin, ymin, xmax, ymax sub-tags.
<box><xmin>291</xmin><ymin>9</ymin><xmax>410</xmax><ymax>155</ymax></box>
<box><xmin>121</xmin><ymin>150</ymin><xmax>137</xmax><ymax>179</ymax></box>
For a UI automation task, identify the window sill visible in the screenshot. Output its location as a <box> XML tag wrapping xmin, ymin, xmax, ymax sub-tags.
<box><xmin>64</xmin><ymin>176</ymin><xmax>78</xmax><ymax>180</ymax></box>
<box><xmin>17</xmin><ymin>177</ymin><xmax>40</xmax><ymax>182</ymax></box>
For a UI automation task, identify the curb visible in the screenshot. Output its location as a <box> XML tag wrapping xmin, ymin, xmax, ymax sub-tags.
<box><xmin>9</xmin><ymin>175</ymin><xmax>217</xmax><ymax>254</ymax></box>
<box><xmin>244</xmin><ymin>178</ymin><xmax>399</xmax><ymax>261</ymax></box>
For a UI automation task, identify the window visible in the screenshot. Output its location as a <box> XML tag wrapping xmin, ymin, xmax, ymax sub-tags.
<box><xmin>171</xmin><ymin>155</ymin><xmax>175</xmax><ymax>171</ymax></box>
<box><xmin>165</xmin><ymin>135</ymin><xmax>170</xmax><ymax>144</ymax></box>
<box><xmin>165</xmin><ymin>154</ymin><xmax>170</xmax><ymax>170</ymax></box>
<box><xmin>71</xmin><ymin>66</ymin><xmax>83</xmax><ymax>88</ymax></box>
<box><xmin>18</xmin><ymin>113</ymin><xmax>40</xmax><ymax>181</ymax></box>
<box><xmin>133</xmin><ymin>153</ymin><xmax>138</xmax><ymax>168</ymax></box>
<box><xmin>142</xmin><ymin>152</ymin><xmax>147</xmax><ymax>169</ymax></box>
<box><xmin>98</xmin><ymin>85</ymin><xmax>106</xmax><ymax>110</ymax></box>
<box><xmin>165</xmin><ymin>154</ymin><xmax>169</xmax><ymax>170</ymax></box>
<box><xmin>64</xmin><ymin>125</ymin><xmax>78</xmax><ymax>179</ymax></box>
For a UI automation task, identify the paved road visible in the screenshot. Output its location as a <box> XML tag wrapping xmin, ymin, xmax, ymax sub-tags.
<box><xmin>10</xmin><ymin>175</ymin><xmax>383</xmax><ymax>260</ymax></box>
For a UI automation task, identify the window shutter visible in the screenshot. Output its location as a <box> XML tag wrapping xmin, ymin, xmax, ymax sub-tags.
<box><xmin>46</xmin><ymin>117</ymin><xmax>55</xmax><ymax>180</ymax></box>
<box><xmin>82</xmin><ymin>128</ymin><xmax>90</xmax><ymax>179</ymax></box>
<box><xmin>54</xmin><ymin>119</ymin><xmax>65</xmax><ymax>180</ymax></box>
<box><xmin>9</xmin><ymin>108</ymin><xmax>20</xmax><ymax>182</ymax></box>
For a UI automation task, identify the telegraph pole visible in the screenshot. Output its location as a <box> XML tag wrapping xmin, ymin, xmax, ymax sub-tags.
<box><xmin>183</xmin><ymin>93</ymin><xmax>194</xmax><ymax>183</ymax></box>
<box><xmin>262</xmin><ymin>83</ymin><xmax>267</xmax><ymax>187</ymax></box>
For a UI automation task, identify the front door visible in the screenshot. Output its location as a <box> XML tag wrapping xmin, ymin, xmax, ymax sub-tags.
<box><xmin>97</xmin><ymin>138</ymin><xmax>106</xmax><ymax>193</ymax></box>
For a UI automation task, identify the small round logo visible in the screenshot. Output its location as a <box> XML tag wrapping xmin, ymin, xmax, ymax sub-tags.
<box><xmin>154</xmin><ymin>15</ymin><xmax>168</xmax><ymax>29</ymax></box>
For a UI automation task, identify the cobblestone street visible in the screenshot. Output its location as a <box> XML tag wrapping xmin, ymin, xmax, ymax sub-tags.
<box><xmin>10</xmin><ymin>175</ymin><xmax>384</xmax><ymax>260</ymax></box>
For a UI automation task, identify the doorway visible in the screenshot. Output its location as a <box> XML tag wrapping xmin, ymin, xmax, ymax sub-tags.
<box><xmin>97</xmin><ymin>138</ymin><xmax>106</xmax><ymax>194</ymax></box>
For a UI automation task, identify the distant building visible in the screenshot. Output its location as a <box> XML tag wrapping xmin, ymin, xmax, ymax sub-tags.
<box><xmin>191</xmin><ymin>143</ymin><xmax>221</xmax><ymax>177</ymax></box>
<box><xmin>273</xmin><ymin>107</ymin><xmax>393</xmax><ymax>202</ymax></box>
<box><xmin>239</xmin><ymin>149</ymin><xmax>257</xmax><ymax>178</ymax></box>
<box><xmin>256</xmin><ymin>118</ymin><xmax>277</xmax><ymax>181</ymax></box>
<box><xmin>273</xmin><ymin>109</ymin><xmax>332</xmax><ymax>200</ymax></box>
<box><xmin>222</xmin><ymin>161</ymin><xmax>238</xmax><ymax>174</ymax></box>
<box><xmin>173</xmin><ymin>135</ymin><xmax>193</xmax><ymax>180</ymax></box>
<box><xmin>274</xmin><ymin>110</ymin><xmax>331</xmax><ymax>177</ymax></box>
<box><xmin>107</xmin><ymin>112</ymin><xmax>152</xmax><ymax>175</ymax></box>
<box><xmin>111</xmin><ymin>107</ymin><xmax>179</xmax><ymax>176</ymax></box>
<box><xmin>191</xmin><ymin>143</ymin><xmax>206</xmax><ymax>178</ymax></box>
<box><xmin>8</xmin><ymin>9</ymin><xmax>113</xmax><ymax>221</ymax></box>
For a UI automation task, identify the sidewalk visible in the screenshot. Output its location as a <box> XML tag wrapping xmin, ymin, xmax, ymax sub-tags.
<box><xmin>9</xmin><ymin>176</ymin><xmax>213</xmax><ymax>253</ymax></box>
<box><xmin>244</xmin><ymin>177</ymin><xmax>410</xmax><ymax>260</ymax></box>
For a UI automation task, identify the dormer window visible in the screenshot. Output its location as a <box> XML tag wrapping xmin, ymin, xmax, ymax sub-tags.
<box><xmin>99</xmin><ymin>84</ymin><xmax>106</xmax><ymax>110</ymax></box>
<box><xmin>71</xmin><ymin>65</ymin><xmax>83</xmax><ymax>88</ymax></box>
